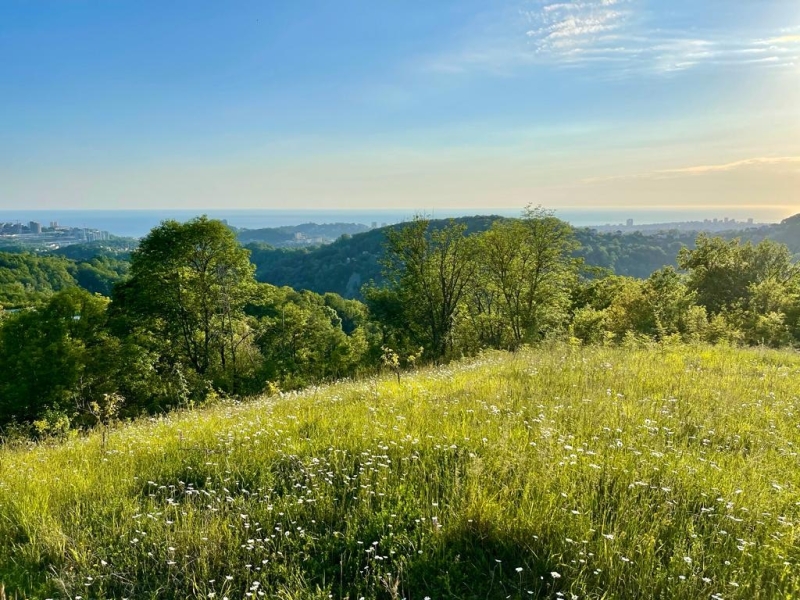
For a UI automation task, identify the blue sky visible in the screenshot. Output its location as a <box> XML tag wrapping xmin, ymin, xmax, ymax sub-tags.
<box><xmin>1</xmin><ymin>0</ymin><xmax>799</xmax><ymax>219</ymax></box>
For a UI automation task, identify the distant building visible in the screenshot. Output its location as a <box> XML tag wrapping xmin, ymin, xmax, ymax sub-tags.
<box><xmin>371</xmin><ymin>221</ymin><xmax>378</xmax><ymax>229</ymax></box>
<box><xmin>747</xmin><ymin>218</ymin><xmax>754</xmax><ymax>225</ymax></box>
<box><xmin>626</xmin><ymin>218</ymin><xmax>634</xmax><ymax>227</ymax></box>
<box><xmin>29</xmin><ymin>221</ymin><xmax>42</xmax><ymax>234</ymax></box>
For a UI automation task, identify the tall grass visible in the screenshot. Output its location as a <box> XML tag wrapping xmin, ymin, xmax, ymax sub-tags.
<box><xmin>1</xmin><ymin>343</ymin><xmax>800</xmax><ymax>599</ymax></box>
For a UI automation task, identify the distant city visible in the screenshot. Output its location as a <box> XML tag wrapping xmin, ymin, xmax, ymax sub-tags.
<box><xmin>0</xmin><ymin>220</ymin><xmax>111</xmax><ymax>248</ymax></box>
<box><xmin>590</xmin><ymin>216</ymin><xmax>761</xmax><ymax>234</ymax></box>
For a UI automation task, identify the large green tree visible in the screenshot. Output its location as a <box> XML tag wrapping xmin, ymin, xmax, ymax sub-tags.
<box><xmin>476</xmin><ymin>207</ymin><xmax>578</xmax><ymax>348</ymax></box>
<box><xmin>113</xmin><ymin>217</ymin><xmax>256</xmax><ymax>388</ymax></box>
<box><xmin>375</xmin><ymin>217</ymin><xmax>478</xmax><ymax>359</ymax></box>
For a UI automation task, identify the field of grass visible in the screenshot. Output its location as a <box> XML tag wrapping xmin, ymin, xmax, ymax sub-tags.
<box><xmin>2</xmin><ymin>343</ymin><xmax>800</xmax><ymax>599</ymax></box>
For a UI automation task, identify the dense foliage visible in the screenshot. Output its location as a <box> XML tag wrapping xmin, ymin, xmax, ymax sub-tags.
<box><xmin>0</xmin><ymin>218</ymin><xmax>376</xmax><ymax>434</ymax></box>
<box><xmin>246</xmin><ymin>220</ymin><xmax>705</xmax><ymax>299</ymax></box>
<box><xmin>3</xmin><ymin>345</ymin><xmax>800</xmax><ymax>599</ymax></box>
<box><xmin>244</xmin><ymin>215</ymin><xmax>800</xmax><ymax>298</ymax></box>
<box><xmin>247</xmin><ymin>216</ymin><xmax>502</xmax><ymax>298</ymax></box>
<box><xmin>0</xmin><ymin>250</ymin><xmax>128</xmax><ymax>308</ymax></box>
<box><xmin>2</xmin><ymin>213</ymin><xmax>800</xmax><ymax>436</ymax></box>
<box><xmin>236</xmin><ymin>222</ymin><xmax>371</xmax><ymax>246</ymax></box>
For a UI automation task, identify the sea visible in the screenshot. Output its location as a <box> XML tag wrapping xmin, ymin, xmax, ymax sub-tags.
<box><xmin>0</xmin><ymin>208</ymin><xmax>778</xmax><ymax>239</ymax></box>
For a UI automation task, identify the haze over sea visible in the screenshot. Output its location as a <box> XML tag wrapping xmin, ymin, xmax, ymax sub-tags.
<box><xmin>0</xmin><ymin>208</ymin><xmax>776</xmax><ymax>239</ymax></box>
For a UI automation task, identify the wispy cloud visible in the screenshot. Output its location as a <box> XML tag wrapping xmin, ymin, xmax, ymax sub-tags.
<box><xmin>584</xmin><ymin>156</ymin><xmax>800</xmax><ymax>184</ymax></box>
<box><xmin>660</xmin><ymin>157</ymin><xmax>800</xmax><ymax>175</ymax></box>
<box><xmin>525</xmin><ymin>0</ymin><xmax>633</xmax><ymax>51</ymax></box>
<box><xmin>424</xmin><ymin>1</ymin><xmax>800</xmax><ymax>76</ymax></box>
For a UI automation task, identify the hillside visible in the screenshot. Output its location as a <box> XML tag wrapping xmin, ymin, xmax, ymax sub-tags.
<box><xmin>2</xmin><ymin>344</ymin><xmax>800</xmax><ymax>599</ymax></box>
<box><xmin>248</xmin><ymin>217</ymin><xmax>706</xmax><ymax>298</ymax></box>
<box><xmin>249</xmin><ymin>215</ymin><xmax>800</xmax><ymax>299</ymax></box>
<box><xmin>0</xmin><ymin>250</ymin><xmax>128</xmax><ymax>308</ymax></box>
<box><xmin>248</xmin><ymin>215</ymin><xmax>502</xmax><ymax>297</ymax></box>
<box><xmin>236</xmin><ymin>222</ymin><xmax>372</xmax><ymax>247</ymax></box>
<box><xmin>2</xmin><ymin>215</ymin><xmax>798</xmax><ymax>304</ymax></box>
<box><xmin>737</xmin><ymin>214</ymin><xmax>800</xmax><ymax>254</ymax></box>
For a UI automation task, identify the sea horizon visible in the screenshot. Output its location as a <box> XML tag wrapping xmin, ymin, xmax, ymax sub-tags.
<box><xmin>0</xmin><ymin>208</ymin><xmax>784</xmax><ymax>239</ymax></box>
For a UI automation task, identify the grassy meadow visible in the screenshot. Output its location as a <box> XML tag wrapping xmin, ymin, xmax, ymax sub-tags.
<box><xmin>1</xmin><ymin>343</ymin><xmax>800</xmax><ymax>599</ymax></box>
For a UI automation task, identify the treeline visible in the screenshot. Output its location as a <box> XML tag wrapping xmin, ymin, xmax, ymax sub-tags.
<box><xmin>246</xmin><ymin>216</ymin><xmax>502</xmax><ymax>297</ymax></box>
<box><xmin>369</xmin><ymin>209</ymin><xmax>800</xmax><ymax>359</ymax></box>
<box><xmin>246</xmin><ymin>214</ymin><xmax>800</xmax><ymax>299</ymax></box>
<box><xmin>245</xmin><ymin>217</ymin><xmax>704</xmax><ymax>298</ymax></box>
<box><xmin>5</xmin><ymin>215</ymin><xmax>797</xmax><ymax>307</ymax></box>
<box><xmin>0</xmin><ymin>218</ymin><xmax>378</xmax><ymax>436</ymax></box>
<box><xmin>0</xmin><ymin>251</ymin><xmax>128</xmax><ymax>308</ymax></box>
<box><xmin>1</xmin><ymin>211</ymin><xmax>799</xmax><ymax>437</ymax></box>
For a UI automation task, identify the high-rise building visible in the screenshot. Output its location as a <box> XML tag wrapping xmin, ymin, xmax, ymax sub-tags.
<box><xmin>29</xmin><ymin>221</ymin><xmax>42</xmax><ymax>234</ymax></box>
<box><xmin>626</xmin><ymin>218</ymin><xmax>634</xmax><ymax>227</ymax></box>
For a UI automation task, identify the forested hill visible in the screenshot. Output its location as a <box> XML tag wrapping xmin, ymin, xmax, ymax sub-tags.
<box><xmin>247</xmin><ymin>214</ymin><xmax>800</xmax><ymax>299</ymax></box>
<box><xmin>247</xmin><ymin>215</ymin><xmax>502</xmax><ymax>298</ymax></box>
<box><xmin>235</xmin><ymin>222</ymin><xmax>372</xmax><ymax>246</ymax></box>
<box><xmin>0</xmin><ymin>251</ymin><xmax>128</xmax><ymax>308</ymax></box>
<box><xmin>737</xmin><ymin>213</ymin><xmax>800</xmax><ymax>251</ymax></box>
<box><xmin>3</xmin><ymin>214</ymin><xmax>799</xmax><ymax>305</ymax></box>
<box><xmin>247</xmin><ymin>217</ymin><xmax>701</xmax><ymax>298</ymax></box>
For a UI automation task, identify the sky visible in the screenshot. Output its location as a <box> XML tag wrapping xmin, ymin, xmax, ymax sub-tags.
<box><xmin>1</xmin><ymin>0</ymin><xmax>799</xmax><ymax>220</ymax></box>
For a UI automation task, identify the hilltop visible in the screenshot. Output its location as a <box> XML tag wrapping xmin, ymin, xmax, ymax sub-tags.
<box><xmin>235</xmin><ymin>222</ymin><xmax>373</xmax><ymax>247</ymax></box>
<box><xmin>2</xmin><ymin>343</ymin><xmax>800</xmax><ymax>599</ymax></box>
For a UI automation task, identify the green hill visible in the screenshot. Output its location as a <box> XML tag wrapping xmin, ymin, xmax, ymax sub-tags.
<box><xmin>247</xmin><ymin>216</ymin><xmax>705</xmax><ymax>298</ymax></box>
<box><xmin>248</xmin><ymin>215</ymin><xmax>503</xmax><ymax>298</ymax></box>
<box><xmin>236</xmin><ymin>222</ymin><xmax>372</xmax><ymax>246</ymax></box>
<box><xmin>737</xmin><ymin>214</ymin><xmax>800</xmax><ymax>254</ymax></box>
<box><xmin>2</xmin><ymin>343</ymin><xmax>800</xmax><ymax>599</ymax></box>
<box><xmin>3</xmin><ymin>215</ymin><xmax>798</xmax><ymax>304</ymax></box>
<box><xmin>249</xmin><ymin>215</ymin><xmax>800</xmax><ymax>299</ymax></box>
<box><xmin>0</xmin><ymin>251</ymin><xmax>129</xmax><ymax>308</ymax></box>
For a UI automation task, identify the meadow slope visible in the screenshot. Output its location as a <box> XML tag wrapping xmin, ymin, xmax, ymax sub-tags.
<box><xmin>1</xmin><ymin>344</ymin><xmax>800</xmax><ymax>599</ymax></box>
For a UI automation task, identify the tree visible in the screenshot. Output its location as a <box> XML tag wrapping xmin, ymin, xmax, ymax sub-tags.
<box><xmin>378</xmin><ymin>217</ymin><xmax>478</xmax><ymax>359</ymax></box>
<box><xmin>113</xmin><ymin>217</ymin><xmax>256</xmax><ymax>390</ymax></box>
<box><xmin>250</xmin><ymin>284</ymin><xmax>369</xmax><ymax>386</ymax></box>
<box><xmin>476</xmin><ymin>207</ymin><xmax>578</xmax><ymax>348</ymax></box>
<box><xmin>678</xmin><ymin>236</ymin><xmax>798</xmax><ymax>314</ymax></box>
<box><xmin>0</xmin><ymin>288</ymin><xmax>115</xmax><ymax>427</ymax></box>
<box><xmin>677</xmin><ymin>236</ymin><xmax>800</xmax><ymax>346</ymax></box>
